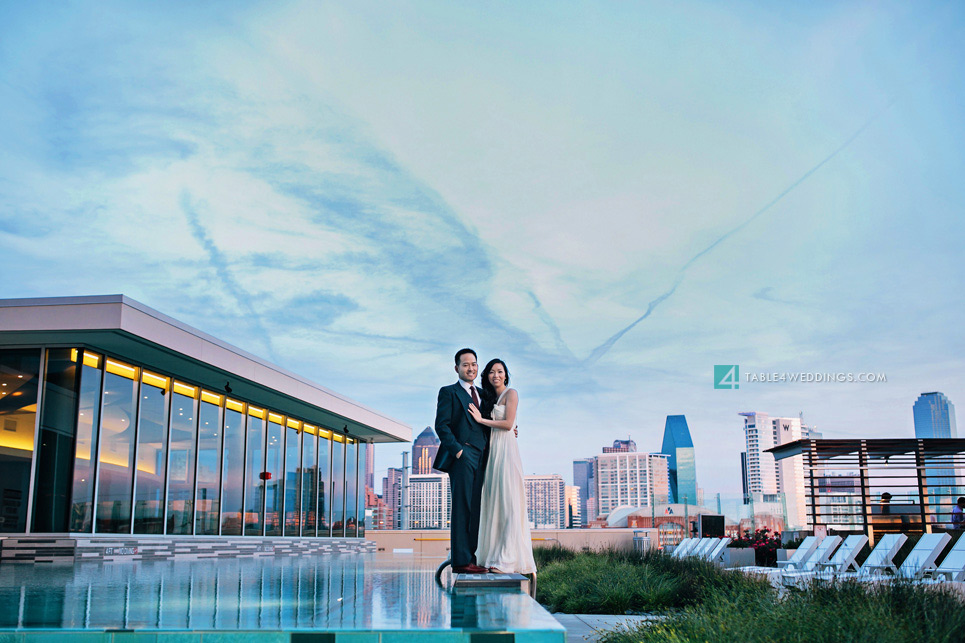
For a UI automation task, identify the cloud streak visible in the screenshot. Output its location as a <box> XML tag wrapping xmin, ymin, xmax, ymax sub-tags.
<box><xmin>583</xmin><ymin>98</ymin><xmax>897</xmax><ymax>366</ymax></box>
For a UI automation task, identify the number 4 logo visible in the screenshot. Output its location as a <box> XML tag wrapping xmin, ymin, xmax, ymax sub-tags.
<box><xmin>714</xmin><ymin>365</ymin><xmax>740</xmax><ymax>389</ymax></box>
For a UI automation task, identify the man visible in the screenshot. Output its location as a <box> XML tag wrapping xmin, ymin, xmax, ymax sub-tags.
<box><xmin>952</xmin><ymin>497</ymin><xmax>965</xmax><ymax>530</ymax></box>
<box><xmin>433</xmin><ymin>348</ymin><xmax>489</xmax><ymax>574</ymax></box>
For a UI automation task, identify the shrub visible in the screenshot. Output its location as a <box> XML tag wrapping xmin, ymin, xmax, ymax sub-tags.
<box><xmin>731</xmin><ymin>528</ymin><xmax>783</xmax><ymax>566</ymax></box>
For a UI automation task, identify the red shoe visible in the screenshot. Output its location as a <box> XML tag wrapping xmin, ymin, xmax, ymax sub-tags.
<box><xmin>452</xmin><ymin>564</ymin><xmax>489</xmax><ymax>574</ymax></box>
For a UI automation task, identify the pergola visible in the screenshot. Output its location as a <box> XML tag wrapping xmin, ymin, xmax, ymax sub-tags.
<box><xmin>766</xmin><ymin>439</ymin><xmax>965</xmax><ymax>544</ymax></box>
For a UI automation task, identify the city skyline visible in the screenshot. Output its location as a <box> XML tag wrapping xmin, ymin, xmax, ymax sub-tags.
<box><xmin>2</xmin><ymin>2</ymin><xmax>963</xmax><ymax>494</ymax></box>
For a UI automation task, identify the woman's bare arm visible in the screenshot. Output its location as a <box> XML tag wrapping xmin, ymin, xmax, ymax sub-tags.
<box><xmin>468</xmin><ymin>389</ymin><xmax>518</xmax><ymax>430</ymax></box>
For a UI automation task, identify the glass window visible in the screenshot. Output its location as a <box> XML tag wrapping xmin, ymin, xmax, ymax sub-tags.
<box><xmin>32</xmin><ymin>348</ymin><xmax>80</xmax><ymax>533</ymax></box>
<box><xmin>301</xmin><ymin>425</ymin><xmax>318</xmax><ymax>537</ymax></box>
<box><xmin>70</xmin><ymin>352</ymin><xmax>103</xmax><ymax>533</ymax></box>
<box><xmin>95</xmin><ymin>359</ymin><xmax>139</xmax><ymax>533</ymax></box>
<box><xmin>0</xmin><ymin>348</ymin><xmax>41</xmax><ymax>533</ymax></box>
<box><xmin>264</xmin><ymin>413</ymin><xmax>284</xmax><ymax>536</ymax></box>
<box><xmin>167</xmin><ymin>383</ymin><xmax>198</xmax><ymax>535</ymax></box>
<box><xmin>195</xmin><ymin>391</ymin><xmax>223</xmax><ymax>535</ymax></box>
<box><xmin>331</xmin><ymin>434</ymin><xmax>345</xmax><ymax>537</ymax></box>
<box><xmin>318</xmin><ymin>432</ymin><xmax>331</xmax><ymax>535</ymax></box>
<box><xmin>344</xmin><ymin>439</ymin><xmax>358</xmax><ymax>538</ymax></box>
<box><xmin>283</xmin><ymin>419</ymin><xmax>301</xmax><ymax>536</ymax></box>
<box><xmin>133</xmin><ymin>372</ymin><xmax>169</xmax><ymax>534</ymax></box>
<box><xmin>244</xmin><ymin>408</ymin><xmax>266</xmax><ymax>536</ymax></box>
<box><xmin>221</xmin><ymin>399</ymin><xmax>246</xmax><ymax>535</ymax></box>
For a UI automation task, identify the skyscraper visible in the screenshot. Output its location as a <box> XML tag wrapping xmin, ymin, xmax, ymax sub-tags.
<box><xmin>573</xmin><ymin>458</ymin><xmax>595</xmax><ymax>525</ymax></box>
<box><xmin>661</xmin><ymin>415</ymin><xmax>697</xmax><ymax>505</ymax></box>
<box><xmin>524</xmin><ymin>474</ymin><xmax>567</xmax><ymax>529</ymax></box>
<box><xmin>412</xmin><ymin>426</ymin><xmax>441</xmax><ymax>475</ymax></box>
<box><xmin>565</xmin><ymin>485</ymin><xmax>581</xmax><ymax>528</ymax></box>
<box><xmin>603</xmin><ymin>438</ymin><xmax>637</xmax><ymax>453</ymax></box>
<box><xmin>914</xmin><ymin>392</ymin><xmax>958</xmax><ymax>438</ymax></box>
<box><xmin>739</xmin><ymin>412</ymin><xmax>808</xmax><ymax>529</ymax></box>
<box><xmin>913</xmin><ymin>392</ymin><xmax>960</xmax><ymax>499</ymax></box>
<box><xmin>594</xmin><ymin>452</ymin><xmax>670</xmax><ymax>516</ymax></box>
<box><xmin>365</xmin><ymin>442</ymin><xmax>375</xmax><ymax>490</ymax></box>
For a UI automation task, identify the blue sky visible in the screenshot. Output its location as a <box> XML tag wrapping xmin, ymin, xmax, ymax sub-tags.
<box><xmin>2</xmin><ymin>1</ymin><xmax>963</xmax><ymax>495</ymax></box>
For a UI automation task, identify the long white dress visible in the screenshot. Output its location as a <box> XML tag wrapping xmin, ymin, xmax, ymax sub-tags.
<box><xmin>475</xmin><ymin>388</ymin><xmax>537</xmax><ymax>574</ymax></box>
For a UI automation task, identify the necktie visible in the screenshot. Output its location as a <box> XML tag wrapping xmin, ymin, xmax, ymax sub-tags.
<box><xmin>470</xmin><ymin>386</ymin><xmax>480</xmax><ymax>407</ymax></box>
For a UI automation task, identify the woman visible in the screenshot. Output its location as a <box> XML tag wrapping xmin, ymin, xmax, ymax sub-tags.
<box><xmin>468</xmin><ymin>358</ymin><xmax>537</xmax><ymax>575</ymax></box>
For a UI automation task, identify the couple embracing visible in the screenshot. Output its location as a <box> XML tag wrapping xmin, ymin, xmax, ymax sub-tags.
<box><xmin>432</xmin><ymin>348</ymin><xmax>537</xmax><ymax>576</ymax></box>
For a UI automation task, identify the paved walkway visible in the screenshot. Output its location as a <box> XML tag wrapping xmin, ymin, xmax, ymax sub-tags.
<box><xmin>552</xmin><ymin>614</ymin><xmax>664</xmax><ymax>643</ymax></box>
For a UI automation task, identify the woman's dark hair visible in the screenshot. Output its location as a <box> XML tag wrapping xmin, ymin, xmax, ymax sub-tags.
<box><xmin>480</xmin><ymin>358</ymin><xmax>511</xmax><ymax>416</ymax></box>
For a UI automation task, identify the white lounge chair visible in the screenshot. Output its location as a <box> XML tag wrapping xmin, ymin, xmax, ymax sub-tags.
<box><xmin>690</xmin><ymin>538</ymin><xmax>720</xmax><ymax>559</ymax></box>
<box><xmin>705</xmin><ymin>537</ymin><xmax>732</xmax><ymax>563</ymax></box>
<box><xmin>834</xmin><ymin>533</ymin><xmax>906</xmax><ymax>581</ymax></box>
<box><xmin>737</xmin><ymin>535</ymin><xmax>841</xmax><ymax>577</ymax></box>
<box><xmin>777</xmin><ymin>535</ymin><xmax>822</xmax><ymax>571</ymax></box>
<box><xmin>924</xmin><ymin>534</ymin><xmax>965</xmax><ymax>582</ymax></box>
<box><xmin>671</xmin><ymin>538</ymin><xmax>697</xmax><ymax>559</ymax></box>
<box><xmin>894</xmin><ymin>533</ymin><xmax>951</xmax><ymax>580</ymax></box>
<box><xmin>783</xmin><ymin>535</ymin><xmax>867</xmax><ymax>586</ymax></box>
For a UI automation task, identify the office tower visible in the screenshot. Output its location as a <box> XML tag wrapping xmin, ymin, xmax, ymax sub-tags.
<box><xmin>365</xmin><ymin>442</ymin><xmax>375</xmax><ymax>490</ymax></box>
<box><xmin>739</xmin><ymin>412</ymin><xmax>807</xmax><ymax>529</ymax></box>
<box><xmin>412</xmin><ymin>426</ymin><xmax>441</xmax><ymax>474</ymax></box>
<box><xmin>914</xmin><ymin>392</ymin><xmax>958</xmax><ymax>438</ymax></box>
<box><xmin>661</xmin><ymin>415</ymin><xmax>698</xmax><ymax>505</ymax></box>
<box><xmin>573</xmin><ymin>458</ymin><xmax>595</xmax><ymax>525</ymax></box>
<box><xmin>914</xmin><ymin>392</ymin><xmax>960</xmax><ymax>500</ymax></box>
<box><xmin>406</xmin><ymin>474</ymin><xmax>451</xmax><ymax>529</ymax></box>
<box><xmin>594</xmin><ymin>452</ymin><xmax>670</xmax><ymax>517</ymax></box>
<box><xmin>382</xmin><ymin>467</ymin><xmax>403</xmax><ymax>529</ymax></box>
<box><xmin>524</xmin><ymin>474</ymin><xmax>567</xmax><ymax>529</ymax></box>
<box><xmin>603</xmin><ymin>438</ymin><xmax>637</xmax><ymax>453</ymax></box>
<box><xmin>565</xmin><ymin>485</ymin><xmax>581</xmax><ymax>528</ymax></box>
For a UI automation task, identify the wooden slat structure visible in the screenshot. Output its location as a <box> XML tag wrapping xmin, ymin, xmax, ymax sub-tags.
<box><xmin>767</xmin><ymin>439</ymin><xmax>965</xmax><ymax>544</ymax></box>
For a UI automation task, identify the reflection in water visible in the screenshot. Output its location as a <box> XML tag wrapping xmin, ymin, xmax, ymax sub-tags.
<box><xmin>0</xmin><ymin>554</ymin><xmax>561</xmax><ymax>634</ymax></box>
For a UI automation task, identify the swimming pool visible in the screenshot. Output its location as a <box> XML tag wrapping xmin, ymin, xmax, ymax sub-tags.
<box><xmin>0</xmin><ymin>553</ymin><xmax>564</xmax><ymax>643</ymax></box>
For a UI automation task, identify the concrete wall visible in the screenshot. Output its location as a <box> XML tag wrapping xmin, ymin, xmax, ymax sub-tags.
<box><xmin>366</xmin><ymin>528</ymin><xmax>660</xmax><ymax>556</ymax></box>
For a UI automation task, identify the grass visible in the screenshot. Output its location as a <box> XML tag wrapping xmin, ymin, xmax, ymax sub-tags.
<box><xmin>534</xmin><ymin>545</ymin><xmax>965</xmax><ymax>643</ymax></box>
<box><xmin>600</xmin><ymin>581</ymin><xmax>965</xmax><ymax>643</ymax></box>
<box><xmin>533</xmin><ymin>546</ymin><xmax>769</xmax><ymax>614</ymax></box>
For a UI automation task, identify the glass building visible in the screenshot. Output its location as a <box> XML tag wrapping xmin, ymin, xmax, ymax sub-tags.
<box><xmin>661</xmin><ymin>415</ymin><xmax>697</xmax><ymax>506</ymax></box>
<box><xmin>0</xmin><ymin>296</ymin><xmax>409</xmax><ymax>542</ymax></box>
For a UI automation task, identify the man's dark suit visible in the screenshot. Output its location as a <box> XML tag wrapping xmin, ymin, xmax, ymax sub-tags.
<box><xmin>432</xmin><ymin>382</ymin><xmax>489</xmax><ymax>567</ymax></box>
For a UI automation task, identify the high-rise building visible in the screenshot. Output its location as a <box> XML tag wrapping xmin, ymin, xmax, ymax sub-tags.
<box><xmin>413</xmin><ymin>427</ymin><xmax>441</xmax><ymax>475</ymax></box>
<box><xmin>595</xmin><ymin>452</ymin><xmax>670</xmax><ymax>517</ymax></box>
<box><xmin>603</xmin><ymin>438</ymin><xmax>637</xmax><ymax>453</ymax></box>
<box><xmin>914</xmin><ymin>392</ymin><xmax>958</xmax><ymax>439</ymax></box>
<box><xmin>382</xmin><ymin>467</ymin><xmax>403</xmax><ymax>529</ymax></box>
<box><xmin>406</xmin><ymin>474</ymin><xmax>451</xmax><ymax>529</ymax></box>
<box><xmin>913</xmin><ymin>392</ymin><xmax>960</xmax><ymax>499</ymax></box>
<box><xmin>739</xmin><ymin>412</ymin><xmax>807</xmax><ymax>529</ymax></box>
<box><xmin>565</xmin><ymin>485</ymin><xmax>581</xmax><ymax>528</ymax></box>
<box><xmin>365</xmin><ymin>442</ymin><xmax>375</xmax><ymax>490</ymax></box>
<box><xmin>661</xmin><ymin>415</ymin><xmax>697</xmax><ymax>505</ymax></box>
<box><xmin>573</xmin><ymin>458</ymin><xmax>595</xmax><ymax>525</ymax></box>
<box><xmin>524</xmin><ymin>474</ymin><xmax>567</xmax><ymax>529</ymax></box>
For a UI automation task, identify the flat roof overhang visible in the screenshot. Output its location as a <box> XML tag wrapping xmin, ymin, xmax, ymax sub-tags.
<box><xmin>0</xmin><ymin>295</ymin><xmax>411</xmax><ymax>444</ymax></box>
<box><xmin>766</xmin><ymin>438</ymin><xmax>965</xmax><ymax>462</ymax></box>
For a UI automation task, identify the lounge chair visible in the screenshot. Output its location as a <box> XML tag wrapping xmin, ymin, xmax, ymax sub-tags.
<box><xmin>782</xmin><ymin>535</ymin><xmax>867</xmax><ymax>586</ymax></box>
<box><xmin>737</xmin><ymin>535</ymin><xmax>841</xmax><ymax>577</ymax></box>
<box><xmin>833</xmin><ymin>533</ymin><xmax>907</xmax><ymax>581</ymax></box>
<box><xmin>704</xmin><ymin>537</ymin><xmax>732</xmax><ymax>563</ymax></box>
<box><xmin>777</xmin><ymin>535</ymin><xmax>821</xmax><ymax>571</ymax></box>
<box><xmin>690</xmin><ymin>538</ymin><xmax>719</xmax><ymax>559</ymax></box>
<box><xmin>924</xmin><ymin>534</ymin><xmax>965</xmax><ymax>582</ymax></box>
<box><xmin>894</xmin><ymin>533</ymin><xmax>950</xmax><ymax>580</ymax></box>
<box><xmin>671</xmin><ymin>538</ymin><xmax>697</xmax><ymax>559</ymax></box>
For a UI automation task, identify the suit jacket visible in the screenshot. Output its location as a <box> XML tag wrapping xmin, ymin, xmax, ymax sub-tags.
<box><xmin>432</xmin><ymin>382</ymin><xmax>489</xmax><ymax>472</ymax></box>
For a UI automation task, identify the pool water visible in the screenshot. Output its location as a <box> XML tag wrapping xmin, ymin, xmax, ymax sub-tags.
<box><xmin>0</xmin><ymin>553</ymin><xmax>564</xmax><ymax>643</ymax></box>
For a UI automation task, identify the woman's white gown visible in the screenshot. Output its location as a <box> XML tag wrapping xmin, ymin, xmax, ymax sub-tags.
<box><xmin>475</xmin><ymin>389</ymin><xmax>537</xmax><ymax>574</ymax></box>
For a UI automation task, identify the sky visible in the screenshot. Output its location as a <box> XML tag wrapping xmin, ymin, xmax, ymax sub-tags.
<box><xmin>2</xmin><ymin>1</ymin><xmax>964</xmax><ymax>497</ymax></box>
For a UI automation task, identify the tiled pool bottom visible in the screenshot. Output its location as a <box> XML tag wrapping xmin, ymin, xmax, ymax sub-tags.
<box><xmin>0</xmin><ymin>553</ymin><xmax>564</xmax><ymax>643</ymax></box>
